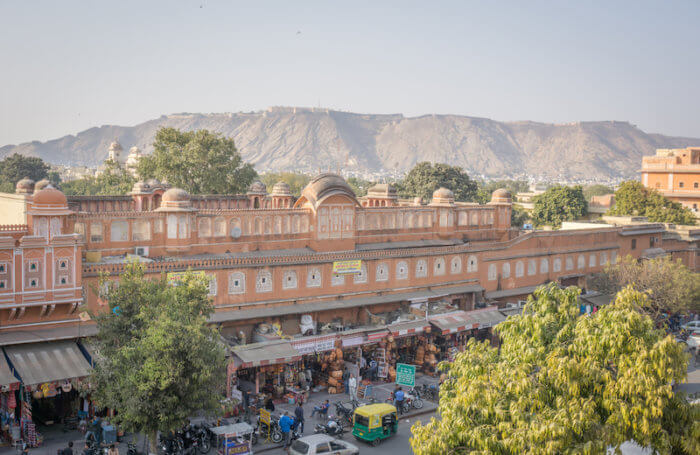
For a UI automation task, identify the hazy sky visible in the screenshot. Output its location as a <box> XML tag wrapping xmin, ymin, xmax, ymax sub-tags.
<box><xmin>1</xmin><ymin>0</ymin><xmax>699</xmax><ymax>145</ymax></box>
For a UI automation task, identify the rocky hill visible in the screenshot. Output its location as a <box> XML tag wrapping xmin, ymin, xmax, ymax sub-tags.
<box><xmin>2</xmin><ymin>107</ymin><xmax>697</xmax><ymax>180</ymax></box>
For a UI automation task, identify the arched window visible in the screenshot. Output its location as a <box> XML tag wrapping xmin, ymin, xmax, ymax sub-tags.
<box><xmin>331</xmin><ymin>273</ymin><xmax>345</xmax><ymax>286</ymax></box>
<box><xmin>376</xmin><ymin>263</ymin><xmax>389</xmax><ymax>282</ymax></box>
<box><xmin>601</xmin><ymin>252</ymin><xmax>608</xmax><ymax>265</ymax></box>
<box><xmin>198</xmin><ymin>218</ymin><xmax>211</xmax><ymax>237</ymax></box>
<box><xmin>527</xmin><ymin>259</ymin><xmax>536</xmax><ymax>276</ymax></box>
<box><xmin>488</xmin><ymin>263</ymin><xmax>497</xmax><ymax>281</ymax></box>
<box><xmin>396</xmin><ymin>261</ymin><xmax>408</xmax><ymax>280</ymax></box>
<box><xmin>207</xmin><ymin>275</ymin><xmax>217</xmax><ymax>296</ymax></box>
<box><xmin>577</xmin><ymin>254</ymin><xmax>585</xmax><ymax>269</ymax></box>
<box><xmin>228</xmin><ymin>272</ymin><xmax>245</xmax><ymax>294</ymax></box>
<box><xmin>502</xmin><ymin>263</ymin><xmax>511</xmax><ymax>278</ymax></box>
<box><xmin>467</xmin><ymin>255</ymin><xmax>478</xmax><ymax>272</ymax></box>
<box><xmin>415</xmin><ymin>259</ymin><xmax>428</xmax><ymax>278</ymax></box>
<box><xmin>307</xmin><ymin>268</ymin><xmax>322</xmax><ymax>287</ymax></box>
<box><xmin>354</xmin><ymin>263</ymin><xmax>368</xmax><ymax>284</ymax></box>
<box><xmin>589</xmin><ymin>254</ymin><xmax>596</xmax><ymax>268</ymax></box>
<box><xmin>553</xmin><ymin>258</ymin><xmax>562</xmax><ymax>272</ymax></box>
<box><xmin>256</xmin><ymin>270</ymin><xmax>272</xmax><ymax>293</ymax></box>
<box><xmin>515</xmin><ymin>261</ymin><xmax>524</xmax><ymax>278</ymax></box>
<box><xmin>283</xmin><ymin>270</ymin><xmax>298</xmax><ymax>290</ymax></box>
<box><xmin>566</xmin><ymin>257</ymin><xmax>574</xmax><ymax>271</ymax></box>
<box><xmin>450</xmin><ymin>256</ymin><xmax>462</xmax><ymax>274</ymax></box>
<box><xmin>433</xmin><ymin>257</ymin><xmax>445</xmax><ymax>276</ymax></box>
<box><xmin>213</xmin><ymin>217</ymin><xmax>226</xmax><ymax>237</ymax></box>
<box><xmin>540</xmin><ymin>258</ymin><xmax>549</xmax><ymax>274</ymax></box>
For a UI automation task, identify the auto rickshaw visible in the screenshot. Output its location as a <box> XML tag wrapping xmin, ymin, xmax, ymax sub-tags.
<box><xmin>351</xmin><ymin>403</ymin><xmax>398</xmax><ymax>446</ymax></box>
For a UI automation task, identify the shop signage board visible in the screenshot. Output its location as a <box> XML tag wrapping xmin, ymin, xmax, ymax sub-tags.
<box><xmin>259</xmin><ymin>408</ymin><xmax>271</xmax><ymax>425</ymax></box>
<box><xmin>342</xmin><ymin>335</ymin><xmax>364</xmax><ymax>347</ymax></box>
<box><xmin>167</xmin><ymin>270</ymin><xmax>206</xmax><ymax>286</ymax></box>
<box><xmin>395</xmin><ymin>363</ymin><xmax>416</xmax><ymax>387</ymax></box>
<box><xmin>332</xmin><ymin>260</ymin><xmax>362</xmax><ymax>275</ymax></box>
<box><xmin>292</xmin><ymin>335</ymin><xmax>336</xmax><ymax>355</ymax></box>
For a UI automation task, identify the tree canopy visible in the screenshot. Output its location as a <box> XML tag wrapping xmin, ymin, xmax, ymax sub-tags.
<box><xmin>398</xmin><ymin>162</ymin><xmax>478</xmax><ymax>202</ymax></box>
<box><xmin>532</xmin><ymin>185</ymin><xmax>587</xmax><ymax>228</ymax></box>
<box><xmin>62</xmin><ymin>160</ymin><xmax>135</xmax><ymax>196</ymax></box>
<box><xmin>583</xmin><ymin>184</ymin><xmax>614</xmax><ymax>201</ymax></box>
<box><xmin>608</xmin><ymin>181</ymin><xmax>696</xmax><ymax>225</ymax></box>
<box><xmin>589</xmin><ymin>256</ymin><xmax>700</xmax><ymax>323</ymax></box>
<box><xmin>0</xmin><ymin>153</ymin><xmax>52</xmax><ymax>192</ymax></box>
<box><xmin>260</xmin><ymin>171</ymin><xmax>311</xmax><ymax>196</ymax></box>
<box><xmin>346</xmin><ymin>177</ymin><xmax>374</xmax><ymax>197</ymax></box>
<box><xmin>411</xmin><ymin>284</ymin><xmax>698</xmax><ymax>455</ymax></box>
<box><xmin>90</xmin><ymin>262</ymin><xmax>226</xmax><ymax>452</ymax></box>
<box><xmin>137</xmin><ymin>127</ymin><xmax>257</xmax><ymax>194</ymax></box>
<box><xmin>510</xmin><ymin>204</ymin><xmax>531</xmax><ymax>228</ymax></box>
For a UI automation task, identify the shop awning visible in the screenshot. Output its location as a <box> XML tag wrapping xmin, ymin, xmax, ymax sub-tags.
<box><xmin>232</xmin><ymin>341</ymin><xmax>301</xmax><ymax>369</ymax></box>
<box><xmin>0</xmin><ymin>323</ymin><xmax>98</xmax><ymax>346</ymax></box>
<box><xmin>0</xmin><ymin>354</ymin><xmax>19</xmax><ymax>387</ymax></box>
<box><xmin>388</xmin><ymin>320</ymin><xmax>431</xmax><ymax>337</ymax></box>
<box><xmin>365</xmin><ymin>329</ymin><xmax>389</xmax><ymax>343</ymax></box>
<box><xmin>4</xmin><ymin>341</ymin><xmax>92</xmax><ymax>385</ymax></box>
<box><xmin>429</xmin><ymin>307</ymin><xmax>506</xmax><ymax>334</ymax></box>
<box><xmin>485</xmin><ymin>285</ymin><xmax>539</xmax><ymax>300</ymax></box>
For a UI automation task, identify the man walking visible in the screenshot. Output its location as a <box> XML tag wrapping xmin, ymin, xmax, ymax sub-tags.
<box><xmin>393</xmin><ymin>386</ymin><xmax>405</xmax><ymax>414</ymax></box>
<box><xmin>279</xmin><ymin>411</ymin><xmax>294</xmax><ymax>451</ymax></box>
<box><xmin>294</xmin><ymin>401</ymin><xmax>305</xmax><ymax>434</ymax></box>
<box><xmin>348</xmin><ymin>374</ymin><xmax>357</xmax><ymax>400</ymax></box>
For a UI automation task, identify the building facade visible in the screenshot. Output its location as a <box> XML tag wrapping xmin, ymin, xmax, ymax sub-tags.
<box><xmin>641</xmin><ymin>147</ymin><xmax>700</xmax><ymax>213</ymax></box>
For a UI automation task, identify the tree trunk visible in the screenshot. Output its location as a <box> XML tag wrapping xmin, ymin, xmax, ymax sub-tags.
<box><xmin>149</xmin><ymin>430</ymin><xmax>159</xmax><ymax>455</ymax></box>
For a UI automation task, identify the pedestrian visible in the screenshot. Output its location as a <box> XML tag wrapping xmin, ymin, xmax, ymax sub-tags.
<box><xmin>107</xmin><ymin>444</ymin><xmax>119</xmax><ymax>455</ymax></box>
<box><xmin>393</xmin><ymin>386</ymin><xmax>405</xmax><ymax>413</ymax></box>
<box><xmin>61</xmin><ymin>441</ymin><xmax>74</xmax><ymax>455</ymax></box>
<box><xmin>81</xmin><ymin>443</ymin><xmax>92</xmax><ymax>455</ymax></box>
<box><xmin>342</xmin><ymin>367</ymin><xmax>350</xmax><ymax>394</ymax></box>
<box><xmin>264</xmin><ymin>395</ymin><xmax>275</xmax><ymax>412</ymax></box>
<box><xmin>368</xmin><ymin>359</ymin><xmax>378</xmax><ymax>382</ymax></box>
<box><xmin>294</xmin><ymin>401</ymin><xmax>305</xmax><ymax>434</ymax></box>
<box><xmin>311</xmin><ymin>399</ymin><xmax>330</xmax><ymax>418</ymax></box>
<box><xmin>348</xmin><ymin>374</ymin><xmax>357</xmax><ymax>400</ymax></box>
<box><xmin>279</xmin><ymin>411</ymin><xmax>294</xmax><ymax>451</ymax></box>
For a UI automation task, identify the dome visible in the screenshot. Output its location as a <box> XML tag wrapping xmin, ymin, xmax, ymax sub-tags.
<box><xmin>34</xmin><ymin>179</ymin><xmax>51</xmax><ymax>191</ymax></box>
<box><xmin>271</xmin><ymin>181</ymin><xmax>292</xmax><ymax>196</ymax></box>
<box><xmin>162</xmin><ymin>187</ymin><xmax>190</xmax><ymax>202</ymax></box>
<box><xmin>156</xmin><ymin>187</ymin><xmax>193</xmax><ymax>211</ymax></box>
<box><xmin>430</xmin><ymin>187</ymin><xmax>455</xmax><ymax>206</ymax></box>
<box><xmin>32</xmin><ymin>185</ymin><xmax>67</xmax><ymax>207</ymax></box>
<box><xmin>128</xmin><ymin>146</ymin><xmax>141</xmax><ymax>155</ymax></box>
<box><xmin>109</xmin><ymin>141</ymin><xmax>123</xmax><ymax>151</ymax></box>
<box><xmin>295</xmin><ymin>173</ymin><xmax>360</xmax><ymax>209</ymax></box>
<box><xmin>15</xmin><ymin>177</ymin><xmax>35</xmax><ymax>194</ymax></box>
<box><xmin>490</xmin><ymin>188</ymin><xmax>512</xmax><ymax>204</ymax></box>
<box><xmin>247</xmin><ymin>180</ymin><xmax>268</xmax><ymax>195</ymax></box>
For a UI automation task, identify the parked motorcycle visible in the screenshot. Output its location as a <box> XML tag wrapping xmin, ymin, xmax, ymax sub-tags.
<box><xmin>314</xmin><ymin>415</ymin><xmax>345</xmax><ymax>438</ymax></box>
<box><xmin>334</xmin><ymin>402</ymin><xmax>354</xmax><ymax>425</ymax></box>
<box><xmin>407</xmin><ymin>388</ymin><xmax>424</xmax><ymax>409</ymax></box>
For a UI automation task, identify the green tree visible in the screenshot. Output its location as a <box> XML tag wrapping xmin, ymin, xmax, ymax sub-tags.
<box><xmin>583</xmin><ymin>184</ymin><xmax>614</xmax><ymax>201</ymax></box>
<box><xmin>260</xmin><ymin>172</ymin><xmax>311</xmax><ymax>196</ymax></box>
<box><xmin>90</xmin><ymin>263</ymin><xmax>226</xmax><ymax>452</ymax></box>
<box><xmin>608</xmin><ymin>181</ymin><xmax>696</xmax><ymax>225</ymax></box>
<box><xmin>398</xmin><ymin>162</ymin><xmax>478</xmax><ymax>202</ymax></box>
<box><xmin>411</xmin><ymin>284</ymin><xmax>698</xmax><ymax>455</ymax></box>
<box><xmin>137</xmin><ymin>128</ymin><xmax>257</xmax><ymax>194</ymax></box>
<box><xmin>588</xmin><ymin>256</ymin><xmax>700</xmax><ymax>323</ymax></box>
<box><xmin>476</xmin><ymin>179</ymin><xmax>530</xmax><ymax>204</ymax></box>
<box><xmin>346</xmin><ymin>177</ymin><xmax>373</xmax><ymax>197</ymax></box>
<box><xmin>532</xmin><ymin>185</ymin><xmax>587</xmax><ymax>228</ymax></box>
<box><xmin>0</xmin><ymin>153</ymin><xmax>51</xmax><ymax>192</ymax></box>
<box><xmin>62</xmin><ymin>160</ymin><xmax>135</xmax><ymax>196</ymax></box>
<box><xmin>510</xmin><ymin>203</ymin><xmax>530</xmax><ymax>227</ymax></box>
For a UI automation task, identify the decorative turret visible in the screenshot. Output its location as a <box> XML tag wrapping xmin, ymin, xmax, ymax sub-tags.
<box><xmin>247</xmin><ymin>180</ymin><xmax>268</xmax><ymax>208</ymax></box>
<box><xmin>430</xmin><ymin>187</ymin><xmax>455</xmax><ymax>206</ymax></box>
<box><xmin>365</xmin><ymin>183</ymin><xmax>398</xmax><ymax>207</ymax></box>
<box><xmin>270</xmin><ymin>181</ymin><xmax>294</xmax><ymax>208</ymax></box>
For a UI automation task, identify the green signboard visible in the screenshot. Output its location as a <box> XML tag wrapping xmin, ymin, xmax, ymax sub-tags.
<box><xmin>395</xmin><ymin>363</ymin><xmax>416</xmax><ymax>387</ymax></box>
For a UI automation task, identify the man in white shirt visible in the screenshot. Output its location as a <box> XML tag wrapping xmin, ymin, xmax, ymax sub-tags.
<box><xmin>348</xmin><ymin>374</ymin><xmax>357</xmax><ymax>399</ymax></box>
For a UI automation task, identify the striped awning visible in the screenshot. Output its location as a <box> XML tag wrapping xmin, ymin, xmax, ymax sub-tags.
<box><xmin>429</xmin><ymin>307</ymin><xmax>506</xmax><ymax>335</ymax></box>
<box><xmin>388</xmin><ymin>320</ymin><xmax>431</xmax><ymax>337</ymax></box>
<box><xmin>4</xmin><ymin>341</ymin><xmax>92</xmax><ymax>385</ymax></box>
<box><xmin>364</xmin><ymin>329</ymin><xmax>389</xmax><ymax>343</ymax></box>
<box><xmin>0</xmin><ymin>354</ymin><xmax>19</xmax><ymax>388</ymax></box>
<box><xmin>232</xmin><ymin>341</ymin><xmax>301</xmax><ymax>368</ymax></box>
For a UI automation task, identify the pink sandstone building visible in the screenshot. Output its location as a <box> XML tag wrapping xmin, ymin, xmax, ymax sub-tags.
<box><xmin>0</xmin><ymin>173</ymin><xmax>697</xmax><ymax>443</ymax></box>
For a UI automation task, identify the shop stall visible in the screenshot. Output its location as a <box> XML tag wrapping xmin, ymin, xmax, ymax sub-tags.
<box><xmin>231</xmin><ymin>341</ymin><xmax>302</xmax><ymax>399</ymax></box>
<box><xmin>0</xmin><ymin>355</ymin><xmax>21</xmax><ymax>448</ymax></box>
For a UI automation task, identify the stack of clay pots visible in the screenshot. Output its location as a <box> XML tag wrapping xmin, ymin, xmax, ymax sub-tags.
<box><xmin>324</xmin><ymin>348</ymin><xmax>345</xmax><ymax>394</ymax></box>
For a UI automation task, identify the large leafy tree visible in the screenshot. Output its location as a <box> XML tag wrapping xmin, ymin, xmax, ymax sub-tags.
<box><xmin>90</xmin><ymin>263</ymin><xmax>226</xmax><ymax>452</ymax></box>
<box><xmin>0</xmin><ymin>153</ymin><xmax>51</xmax><ymax>192</ymax></box>
<box><xmin>398</xmin><ymin>162</ymin><xmax>478</xmax><ymax>202</ymax></box>
<box><xmin>532</xmin><ymin>185</ymin><xmax>587</xmax><ymax>228</ymax></box>
<box><xmin>260</xmin><ymin>171</ymin><xmax>311</xmax><ymax>196</ymax></box>
<box><xmin>608</xmin><ymin>181</ymin><xmax>696</xmax><ymax>225</ymax></box>
<box><xmin>411</xmin><ymin>284</ymin><xmax>698</xmax><ymax>455</ymax></box>
<box><xmin>589</xmin><ymin>256</ymin><xmax>700</xmax><ymax>323</ymax></box>
<box><xmin>346</xmin><ymin>177</ymin><xmax>374</xmax><ymax>197</ymax></box>
<box><xmin>138</xmin><ymin>127</ymin><xmax>257</xmax><ymax>194</ymax></box>
<box><xmin>62</xmin><ymin>160</ymin><xmax>135</xmax><ymax>195</ymax></box>
<box><xmin>583</xmin><ymin>184</ymin><xmax>614</xmax><ymax>201</ymax></box>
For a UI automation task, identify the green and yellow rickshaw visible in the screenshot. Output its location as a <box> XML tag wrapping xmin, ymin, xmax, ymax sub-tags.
<box><xmin>351</xmin><ymin>403</ymin><xmax>398</xmax><ymax>446</ymax></box>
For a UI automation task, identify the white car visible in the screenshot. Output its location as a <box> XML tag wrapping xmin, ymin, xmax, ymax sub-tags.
<box><xmin>289</xmin><ymin>434</ymin><xmax>360</xmax><ymax>455</ymax></box>
<box><xmin>682</xmin><ymin>320</ymin><xmax>700</xmax><ymax>332</ymax></box>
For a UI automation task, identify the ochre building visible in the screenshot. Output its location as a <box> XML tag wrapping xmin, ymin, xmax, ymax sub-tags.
<box><xmin>642</xmin><ymin>147</ymin><xmax>700</xmax><ymax>213</ymax></box>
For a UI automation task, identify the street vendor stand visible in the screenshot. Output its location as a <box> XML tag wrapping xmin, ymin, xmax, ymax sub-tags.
<box><xmin>211</xmin><ymin>422</ymin><xmax>255</xmax><ymax>455</ymax></box>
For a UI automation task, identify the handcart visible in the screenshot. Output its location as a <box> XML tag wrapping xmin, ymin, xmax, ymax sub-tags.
<box><xmin>211</xmin><ymin>422</ymin><xmax>255</xmax><ymax>455</ymax></box>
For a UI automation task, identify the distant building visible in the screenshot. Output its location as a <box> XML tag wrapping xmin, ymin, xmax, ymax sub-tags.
<box><xmin>641</xmin><ymin>147</ymin><xmax>700</xmax><ymax>213</ymax></box>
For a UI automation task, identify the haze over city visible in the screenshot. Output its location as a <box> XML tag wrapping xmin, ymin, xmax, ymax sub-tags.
<box><xmin>1</xmin><ymin>0</ymin><xmax>700</xmax><ymax>146</ymax></box>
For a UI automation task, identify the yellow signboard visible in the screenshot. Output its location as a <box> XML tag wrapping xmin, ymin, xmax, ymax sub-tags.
<box><xmin>167</xmin><ymin>270</ymin><xmax>206</xmax><ymax>286</ymax></box>
<box><xmin>332</xmin><ymin>260</ymin><xmax>362</xmax><ymax>275</ymax></box>
<box><xmin>259</xmin><ymin>408</ymin><xmax>271</xmax><ymax>425</ymax></box>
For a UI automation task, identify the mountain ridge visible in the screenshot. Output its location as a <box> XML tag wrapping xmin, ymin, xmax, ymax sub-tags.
<box><xmin>1</xmin><ymin>107</ymin><xmax>697</xmax><ymax>180</ymax></box>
